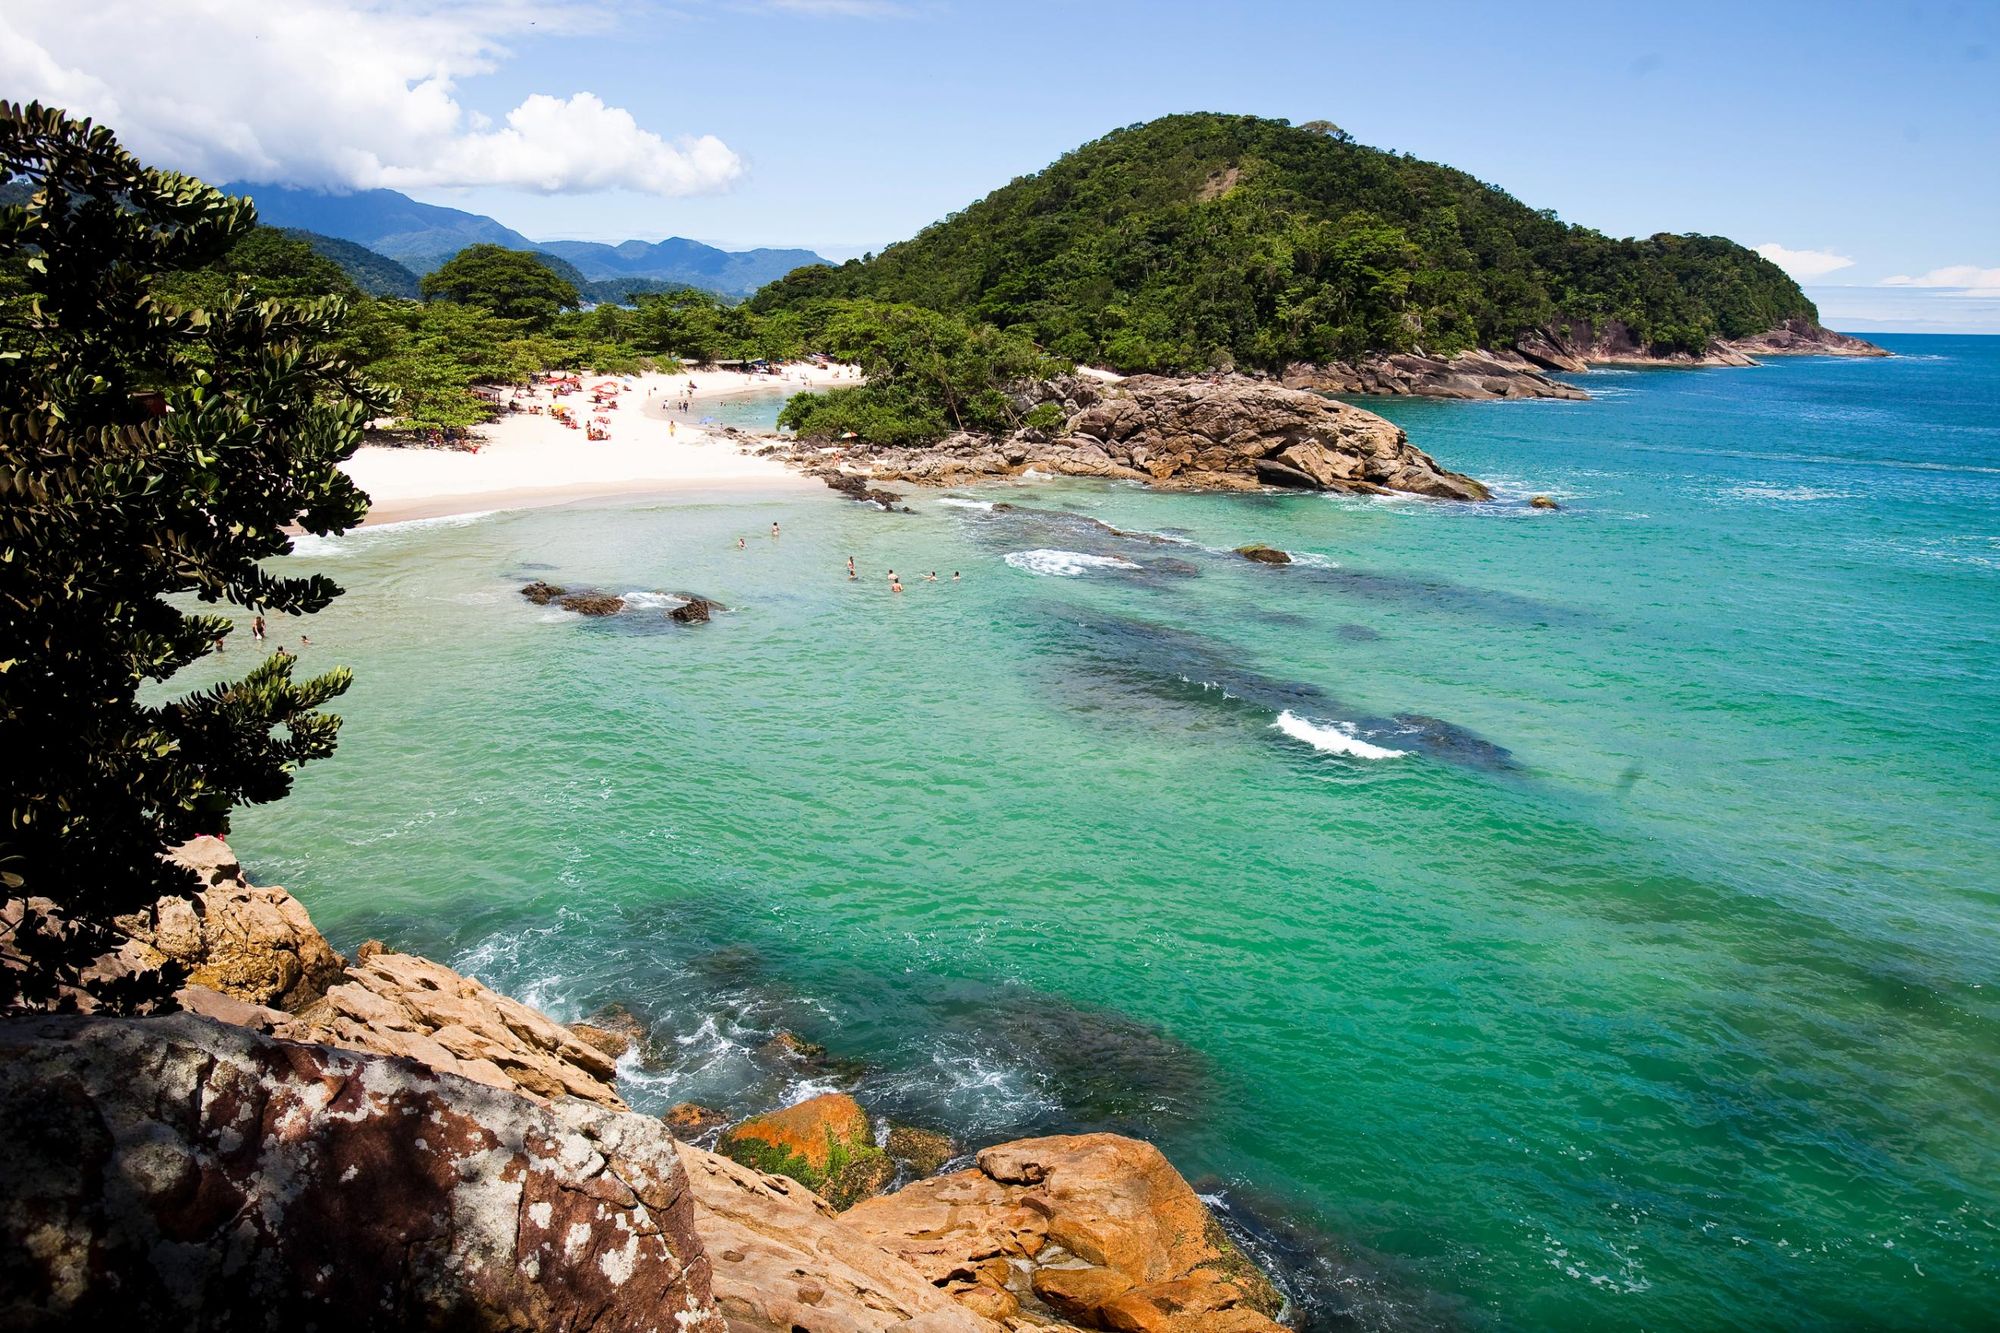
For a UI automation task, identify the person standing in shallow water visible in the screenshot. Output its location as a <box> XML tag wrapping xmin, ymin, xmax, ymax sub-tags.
<box><xmin>890</xmin><ymin>575</ymin><xmax>903</xmax><ymax>593</ymax></box>
<box><xmin>847</xmin><ymin>556</ymin><xmax>856</xmax><ymax>580</ymax></box>
<box><xmin>252</xmin><ymin>614</ymin><xmax>265</xmax><ymax>646</ymax></box>
<box><xmin>771</xmin><ymin>521</ymin><xmax>780</xmax><ymax>539</ymax></box>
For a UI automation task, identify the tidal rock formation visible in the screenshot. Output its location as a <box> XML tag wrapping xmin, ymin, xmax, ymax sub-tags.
<box><xmin>821</xmin><ymin>470</ymin><xmax>910</xmax><ymax>511</ymax></box>
<box><xmin>559</xmin><ymin>591</ymin><xmax>626</xmax><ymax>616</ymax></box>
<box><xmin>791</xmin><ymin>375</ymin><xmax>1488</xmax><ymax>501</ymax></box>
<box><xmin>520</xmin><ymin>579</ymin><xmax>566</xmax><ymax>604</ymax></box>
<box><xmin>887</xmin><ymin>1125</ymin><xmax>958</xmax><ymax>1178</ymax></box>
<box><xmin>842</xmin><ymin>1133</ymin><xmax>1288</xmax><ymax>1332</ymax></box>
<box><xmin>676</xmin><ymin>1142</ymin><xmax>1004</xmax><ymax>1332</ymax></box>
<box><xmin>275</xmin><ymin>947</ymin><xmax>628</xmax><ymax>1110</ymax></box>
<box><xmin>669</xmin><ymin>593</ymin><xmax>725</xmax><ymax>625</ymax></box>
<box><xmin>1530</xmin><ymin>495</ymin><xmax>1560</xmax><ymax>510</ymax></box>
<box><xmin>1235</xmin><ymin>544</ymin><xmax>1292</xmax><ymax>565</ymax></box>
<box><xmin>1722</xmin><ymin>316</ymin><xmax>1888</xmax><ymax>358</ymax></box>
<box><xmin>0</xmin><ymin>1012</ymin><xmax>722</xmax><ymax>1332</ymax></box>
<box><xmin>666</xmin><ymin>1102</ymin><xmax>730</xmax><ymax>1138</ymax></box>
<box><xmin>718</xmin><ymin>1091</ymin><xmax>894</xmax><ymax>1209</ymax></box>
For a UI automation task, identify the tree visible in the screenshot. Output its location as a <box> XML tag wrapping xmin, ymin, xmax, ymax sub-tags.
<box><xmin>0</xmin><ymin>103</ymin><xmax>386</xmax><ymax>1011</ymax></box>
<box><xmin>420</xmin><ymin>243</ymin><xmax>580</xmax><ymax>326</ymax></box>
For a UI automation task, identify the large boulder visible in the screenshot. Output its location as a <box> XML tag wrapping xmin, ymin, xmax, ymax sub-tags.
<box><xmin>676</xmin><ymin>1142</ymin><xmax>1003</xmax><ymax>1332</ymax></box>
<box><xmin>114</xmin><ymin>837</ymin><xmax>345</xmax><ymax>1011</ymax></box>
<box><xmin>0</xmin><ymin>1012</ymin><xmax>722</xmax><ymax>1332</ymax></box>
<box><xmin>275</xmin><ymin>947</ymin><xmax>627</xmax><ymax>1109</ymax></box>
<box><xmin>717</xmin><ymin>1092</ymin><xmax>893</xmax><ymax>1209</ymax></box>
<box><xmin>842</xmin><ymin>1133</ymin><xmax>1288</xmax><ymax>1331</ymax></box>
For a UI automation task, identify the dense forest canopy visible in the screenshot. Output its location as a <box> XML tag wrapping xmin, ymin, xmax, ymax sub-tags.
<box><xmin>751</xmin><ymin>113</ymin><xmax>1819</xmax><ymax>372</ymax></box>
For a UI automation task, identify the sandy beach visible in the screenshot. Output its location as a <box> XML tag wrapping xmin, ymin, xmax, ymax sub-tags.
<box><xmin>344</xmin><ymin>362</ymin><xmax>856</xmax><ymax>524</ymax></box>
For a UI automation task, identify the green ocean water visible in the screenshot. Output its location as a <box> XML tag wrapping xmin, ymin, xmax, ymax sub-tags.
<box><xmin>218</xmin><ymin>336</ymin><xmax>1997</xmax><ymax>1328</ymax></box>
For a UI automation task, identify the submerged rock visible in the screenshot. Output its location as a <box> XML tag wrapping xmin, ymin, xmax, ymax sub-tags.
<box><xmin>520</xmin><ymin>579</ymin><xmax>565</xmax><ymax>604</ymax></box>
<box><xmin>1236</xmin><ymin>544</ymin><xmax>1292</xmax><ymax>565</ymax></box>
<box><xmin>888</xmin><ymin>1124</ymin><xmax>958</xmax><ymax>1177</ymax></box>
<box><xmin>570</xmin><ymin>1020</ymin><xmax>632</xmax><ymax>1059</ymax></box>
<box><xmin>0</xmin><ymin>1013</ymin><xmax>722</xmax><ymax>1332</ymax></box>
<box><xmin>718</xmin><ymin>1092</ymin><xmax>893</xmax><ymax>1209</ymax></box>
<box><xmin>666</xmin><ymin>1102</ymin><xmax>730</xmax><ymax>1138</ymax></box>
<box><xmin>1529</xmin><ymin>494</ymin><xmax>1560</xmax><ymax>510</ymax></box>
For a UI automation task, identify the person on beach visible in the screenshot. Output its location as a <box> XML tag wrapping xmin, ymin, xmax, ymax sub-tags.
<box><xmin>669</xmin><ymin>420</ymin><xmax>676</xmax><ymax>437</ymax></box>
<box><xmin>252</xmin><ymin>614</ymin><xmax>265</xmax><ymax>646</ymax></box>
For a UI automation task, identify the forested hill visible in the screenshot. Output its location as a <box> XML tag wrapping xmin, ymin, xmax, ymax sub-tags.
<box><xmin>750</xmin><ymin>113</ymin><xmax>1821</xmax><ymax>373</ymax></box>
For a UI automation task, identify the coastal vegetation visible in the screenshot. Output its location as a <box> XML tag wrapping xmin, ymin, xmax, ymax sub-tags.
<box><xmin>750</xmin><ymin>112</ymin><xmax>1821</xmax><ymax>372</ymax></box>
<box><xmin>0</xmin><ymin>103</ymin><xmax>379</xmax><ymax>1008</ymax></box>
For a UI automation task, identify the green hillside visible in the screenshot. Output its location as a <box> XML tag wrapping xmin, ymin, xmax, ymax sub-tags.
<box><xmin>751</xmin><ymin>113</ymin><xmax>1817</xmax><ymax>372</ymax></box>
<box><xmin>284</xmin><ymin>229</ymin><xmax>420</xmax><ymax>298</ymax></box>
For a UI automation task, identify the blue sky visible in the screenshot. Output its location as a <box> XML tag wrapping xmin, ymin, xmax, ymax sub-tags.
<box><xmin>7</xmin><ymin>0</ymin><xmax>1996</xmax><ymax>329</ymax></box>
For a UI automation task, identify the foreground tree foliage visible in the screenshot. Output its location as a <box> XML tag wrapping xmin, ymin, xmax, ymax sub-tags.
<box><xmin>750</xmin><ymin>112</ymin><xmax>1821</xmax><ymax>372</ymax></box>
<box><xmin>0</xmin><ymin>103</ymin><xmax>385</xmax><ymax>1011</ymax></box>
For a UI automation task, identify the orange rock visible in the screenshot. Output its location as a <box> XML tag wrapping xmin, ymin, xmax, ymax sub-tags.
<box><xmin>716</xmin><ymin>1092</ymin><xmax>888</xmax><ymax>1205</ymax></box>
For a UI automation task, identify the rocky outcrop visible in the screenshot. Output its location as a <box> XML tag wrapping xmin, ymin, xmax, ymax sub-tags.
<box><xmin>0</xmin><ymin>1012</ymin><xmax>722</xmax><ymax>1332</ymax></box>
<box><xmin>677</xmin><ymin>1142</ymin><xmax>1004</xmax><ymax>1332</ymax></box>
<box><xmin>1720</xmin><ymin>316</ymin><xmax>1888</xmax><ymax>359</ymax></box>
<box><xmin>842</xmin><ymin>1134</ymin><xmax>1288</xmax><ymax>1332</ymax></box>
<box><xmin>718</xmin><ymin>1091</ymin><xmax>894</xmax><ymax>1209</ymax></box>
<box><xmin>669</xmin><ymin>593</ymin><xmax>725</xmax><ymax>625</ymax></box>
<box><xmin>111</xmin><ymin>837</ymin><xmax>346</xmax><ymax>1011</ymax></box>
<box><xmin>522</xmin><ymin>581</ymin><xmax>726</xmax><ymax>624</ymax></box>
<box><xmin>1235</xmin><ymin>545</ymin><xmax>1292</xmax><ymax>565</ymax></box>
<box><xmin>1283</xmin><ymin>347</ymin><xmax>1588</xmax><ymax>400</ymax></box>
<box><xmin>274</xmin><ymin>946</ymin><xmax>628</xmax><ymax>1110</ymax></box>
<box><xmin>1272</xmin><ymin>319</ymin><xmax>1886</xmax><ymax>402</ymax></box>
<box><xmin>788</xmin><ymin>374</ymin><xmax>1488</xmax><ymax>501</ymax></box>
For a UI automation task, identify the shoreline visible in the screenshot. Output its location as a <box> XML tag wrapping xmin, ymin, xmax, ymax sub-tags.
<box><xmin>345</xmin><ymin>363</ymin><xmax>851</xmax><ymax>527</ymax></box>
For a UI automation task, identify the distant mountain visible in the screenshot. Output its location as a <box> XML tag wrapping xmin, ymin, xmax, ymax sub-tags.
<box><xmin>537</xmin><ymin>237</ymin><xmax>827</xmax><ymax>298</ymax></box>
<box><xmin>281</xmin><ymin>229</ymin><xmax>420</xmax><ymax>298</ymax></box>
<box><xmin>224</xmin><ymin>184</ymin><xmax>534</xmax><ymax>272</ymax></box>
<box><xmin>223</xmin><ymin>182</ymin><xmax>827</xmax><ymax>298</ymax></box>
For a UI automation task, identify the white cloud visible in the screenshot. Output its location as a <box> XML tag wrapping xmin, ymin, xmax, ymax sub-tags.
<box><xmin>1754</xmin><ymin>243</ymin><xmax>1856</xmax><ymax>280</ymax></box>
<box><xmin>1878</xmin><ymin>265</ymin><xmax>2000</xmax><ymax>295</ymax></box>
<box><xmin>0</xmin><ymin>1</ymin><xmax>742</xmax><ymax>197</ymax></box>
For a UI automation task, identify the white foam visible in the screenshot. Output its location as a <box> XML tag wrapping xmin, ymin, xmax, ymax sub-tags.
<box><xmin>937</xmin><ymin>497</ymin><xmax>994</xmax><ymax>511</ymax></box>
<box><xmin>285</xmin><ymin>509</ymin><xmax>498</xmax><ymax>558</ymax></box>
<box><xmin>1271</xmin><ymin>710</ymin><xmax>1407</xmax><ymax>760</ymax></box>
<box><xmin>1003</xmin><ymin>549</ymin><xmax>1142</xmax><ymax>577</ymax></box>
<box><xmin>1719</xmin><ymin>484</ymin><xmax>1853</xmax><ymax>502</ymax></box>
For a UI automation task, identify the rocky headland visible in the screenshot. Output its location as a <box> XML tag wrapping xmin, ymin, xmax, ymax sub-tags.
<box><xmin>1</xmin><ymin>840</ymin><xmax>1297</xmax><ymax>1332</ymax></box>
<box><xmin>1278</xmin><ymin>318</ymin><xmax>1887</xmax><ymax>402</ymax></box>
<box><xmin>777</xmin><ymin>372</ymin><xmax>1490</xmax><ymax>502</ymax></box>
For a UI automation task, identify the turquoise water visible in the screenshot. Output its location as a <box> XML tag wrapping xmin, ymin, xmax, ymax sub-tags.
<box><xmin>223</xmin><ymin>336</ymin><xmax>1997</xmax><ymax>1328</ymax></box>
<box><xmin>692</xmin><ymin>386</ymin><xmax>790</xmax><ymax>432</ymax></box>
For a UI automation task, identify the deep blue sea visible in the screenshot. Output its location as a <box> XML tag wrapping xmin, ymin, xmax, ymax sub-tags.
<box><xmin>227</xmin><ymin>333</ymin><xmax>1999</xmax><ymax>1329</ymax></box>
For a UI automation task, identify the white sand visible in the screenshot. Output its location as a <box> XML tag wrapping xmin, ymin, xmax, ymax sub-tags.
<box><xmin>344</xmin><ymin>362</ymin><xmax>861</xmax><ymax>524</ymax></box>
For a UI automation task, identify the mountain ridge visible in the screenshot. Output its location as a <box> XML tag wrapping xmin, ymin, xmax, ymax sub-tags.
<box><xmin>223</xmin><ymin>181</ymin><xmax>828</xmax><ymax>298</ymax></box>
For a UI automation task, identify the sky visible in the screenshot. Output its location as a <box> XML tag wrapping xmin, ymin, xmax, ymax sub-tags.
<box><xmin>5</xmin><ymin>0</ymin><xmax>1997</xmax><ymax>330</ymax></box>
